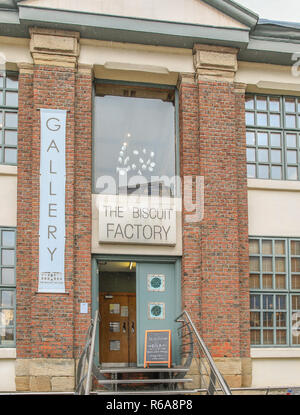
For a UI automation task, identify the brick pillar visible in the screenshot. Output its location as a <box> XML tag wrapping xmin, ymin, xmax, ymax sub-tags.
<box><xmin>178</xmin><ymin>73</ymin><xmax>201</xmax><ymax>328</ymax></box>
<box><xmin>15</xmin><ymin>28</ymin><xmax>93</xmax><ymax>392</ymax></box>
<box><xmin>179</xmin><ymin>45</ymin><xmax>251</xmax><ymax>387</ymax></box>
<box><xmin>73</xmin><ymin>65</ymin><xmax>93</xmax><ymax>357</ymax></box>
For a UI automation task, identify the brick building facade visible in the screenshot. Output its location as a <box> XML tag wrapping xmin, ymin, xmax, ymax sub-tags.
<box><xmin>0</xmin><ymin>0</ymin><xmax>300</xmax><ymax>393</ymax></box>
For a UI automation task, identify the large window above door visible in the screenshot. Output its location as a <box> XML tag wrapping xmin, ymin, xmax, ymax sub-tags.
<box><xmin>93</xmin><ymin>82</ymin><xmax>176</xmax><ymax>196</ymax></box>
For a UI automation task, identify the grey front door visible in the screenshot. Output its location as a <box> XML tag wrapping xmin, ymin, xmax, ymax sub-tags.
<box><xmin>136</xmin><ymin>261</ymin><xmax>181</xmax><ymax>366</ymax></box>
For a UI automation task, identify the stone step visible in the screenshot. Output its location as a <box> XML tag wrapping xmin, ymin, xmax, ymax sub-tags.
<box><xmin>96</xmin><ymin>378</ymin><xmax>192</xmax><ymax>384</ymax></box>
<box><xmin>98</xmin><ymin>366</ymin><xmax>188</xmax><ymax>374</ymax></box>
<box><xmin>91</xmin><ymin>389</ymin><xmax>199</xmax><ymax>395</ymax></box>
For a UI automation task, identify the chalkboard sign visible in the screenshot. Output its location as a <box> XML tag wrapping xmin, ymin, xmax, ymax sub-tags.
<box><xmin>144</xmin><ymin>330</ymin><xmax>171</xmax><ymax>368</ymax></box>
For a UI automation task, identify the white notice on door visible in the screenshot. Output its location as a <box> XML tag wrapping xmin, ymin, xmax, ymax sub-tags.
<box><xmin>121</xmin><ymin>306</ymin><xmax>129</xmax><ymax>317</ymax></box>
<box><xmin>109</xmin><ymin>303</ymin><xmax>120</xmax><ymax>314</ymax></box>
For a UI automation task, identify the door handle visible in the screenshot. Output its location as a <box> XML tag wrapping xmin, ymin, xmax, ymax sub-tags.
<box><xmin>131</xmin><ymin>321</ymin><xmax>135</xmax><ymax>334</ymax></box>
<box><xmin>122</xmin><ymin>322</ymin><xmax>126</xmax><ymax>333</ymax></box>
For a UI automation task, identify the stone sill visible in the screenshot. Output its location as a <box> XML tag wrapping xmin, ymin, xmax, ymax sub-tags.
<box><xmin>0</xmin><ymin>348</ymin><xmax>16</xmax><ymax>359</ymax></box>
<box><xmin>0</xmin><ymin>165</ymin><xmax>17</xmax><ymax>176</ymax></box>
<box><xmin>251</xmin><ymin>348</ymin><xmax>300</xmax><ymax>359</ymax></box>
<box><xmin>248</xmin><ymin>178</ymin><xmax>300</xmax><ymax>192</ymax></box>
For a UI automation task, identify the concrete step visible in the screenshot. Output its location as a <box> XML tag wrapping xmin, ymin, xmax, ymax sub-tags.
<box><xmin>98</xmin><ymin>366</ymin><xmax>188</xmax><ymax>374</ymax></box>
<box><xmin>91</xmin><ymin>389</ymin><xmax>199</xmax><ymax>395</ymax></box>
<box><xmin>96</xmin><ymin>378</ymin><xmax>192</xmax><ymax>385</ymax></box>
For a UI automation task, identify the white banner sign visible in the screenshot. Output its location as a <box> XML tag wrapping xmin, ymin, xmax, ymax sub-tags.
<box><xmin>38</xmin><ymin>109</ymin><xmax>67</xmax><ymax>293</ymax></box>
<box><xmin>98</xmin><ymin>195</ymin><xmax>177</xmax><ymax>245</ymax></box>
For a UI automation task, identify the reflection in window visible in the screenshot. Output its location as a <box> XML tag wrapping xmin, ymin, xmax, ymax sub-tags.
<box><xmin>0</xmin><ymin>228</ymin><xmax>16</xmax><ymax>347</ymax></box>
<box><xmin>0</xmin><ymin>72</ymin><xmax>18</xmax><ymax>165</ymax></box>
<box><xmin>93</xmin><ymin>88</ymin><xmax>176</xmax><ymax>196</ymax></box>
<box><xmin>245</xmin><ymin>95</ymin><xmax>300</xmax><ymax>181</ymax></box>
<box><xmin>249</xmin><ymin>237</ymin><xmax>300</xmax><ymax>346</ymax></box>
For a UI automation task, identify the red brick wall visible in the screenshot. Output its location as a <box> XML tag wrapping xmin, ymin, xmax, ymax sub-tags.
<box><xmin>16</xmin><ymin>66</ymin><xmax>93</xmax><ymax>358</ymax></box>
<box><xmin>179</xmin><ymin>78</ymin><xmax>250</xmax><ymax>359</ymax></box>
<box><xmin>16</xmin><ymin>62</ymin><xmax>249</xmax><ymax>362</ymax></box>
<box><xmin>16</xmin><ymin>70</ymin><xmax>34</xmax><ymax>357</ymax></box>
<box><xmin>179</xmin><ymin>79</ymin><xmax>202</xmax><ymax>329</ymax></box>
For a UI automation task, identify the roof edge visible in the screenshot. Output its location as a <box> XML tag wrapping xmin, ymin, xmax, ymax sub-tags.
<box><xmin>252</xmin><ymin>19</ymin><xmax>300</xmax><ymax>42</ymax></box>
<box><xmin>201</xmin><ymin>0</ymin><xmax>259</xmax><ymax>28</ymax></box>
<box><xmin>258</xmin><ymin>18</ymin><xmax>300</xmax><ymax>30</ymax></box>
<box><xmin>6</xmin><ymin>0</ymin><xmax>259</xmax><ymax>28</ymax></box>
<box><xmin>0</xmin><ymin>0</ymin><xmax>21</xmax><ymax>9</ymax></box>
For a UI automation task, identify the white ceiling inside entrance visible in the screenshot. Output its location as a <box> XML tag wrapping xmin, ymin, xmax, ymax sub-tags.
<box><xmin>98</xmin><ymin>261</ymin><xmax>136</xmax><ymax>273</ymax></box>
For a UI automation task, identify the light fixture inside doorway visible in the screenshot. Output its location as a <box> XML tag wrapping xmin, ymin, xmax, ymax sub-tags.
<box><xmin>129</xmin><ymin>262</ymin><xmax>133</xmax><ymax>270</ymax></box>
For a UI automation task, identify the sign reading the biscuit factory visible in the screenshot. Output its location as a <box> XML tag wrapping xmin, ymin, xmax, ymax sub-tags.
<box><xmin>98</xmin><ymin>195</ymin><xmax>176</xmax><ymax>245</ymax></box>
<box><xmin>38</xmin><ymin>109</ymin><xmax>67</xmax><ymax>293</ymax></box>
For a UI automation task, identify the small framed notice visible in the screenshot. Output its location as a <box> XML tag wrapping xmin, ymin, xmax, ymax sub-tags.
<box><xmin>80</xmin><ymin>303</ymin><xmax>88</xmax><ymax>314</ymax></box>
<box><xmin>121</xmin><ymin>306</ymin><xmax>129</xmax><ymax>317</ymax></box>
<box><xmin>144</xmin><ymin>329</ymin><xmax>171</xmax><ymax>368</ymax></box>
<box><xmin>109</xmin><ymin>303</ymin><xmax>120</xmax><ymax>314</ymax></box>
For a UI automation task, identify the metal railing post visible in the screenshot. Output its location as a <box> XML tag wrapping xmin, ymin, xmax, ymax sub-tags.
<box><xmin>175</xmin><ymin>310</ymin><xmax>232</xmax><ymax>395</ymax></box>
<box><xmin>84</xmin><ymin>310</ymin><xmax>99</xmax><ymax>395</ymax></box>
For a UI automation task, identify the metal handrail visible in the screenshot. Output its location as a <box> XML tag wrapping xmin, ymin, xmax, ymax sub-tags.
<box><xmin>175</xmin><ymin>310</ymin><xmax>232</xmax><ymax>395</ymax></box>
<box><xmin>77</xmin><ymin>308</ymin><xmax>231</xmax><ymax>395</ymax></box>
<box><xmin>196</xmin><ymin>385</ymin><xmax>300</xmax><ymax>395</ymax></box>
<box><xmin>85</xmin><ymin>310</ymin><xmax>99</xmax><ymax>395</ymax></box>
<box><xmin>75</xmin><ymin>328</ymin><xmax>92</xmax><ymax>394</ymax></box>
<box><xmin>229</xmin><ymin>386</ymin><xmax>300</xmax><ymax>395</ymax></box>
<box><xmin>2</xmin><ymin>385</ymin><xmax>298</xmax><ymax>395</ymax></box>
<box><xmin>75</xmin><ymin>310</ymin><xmax>99</xmax><ymax>395</ymax></box>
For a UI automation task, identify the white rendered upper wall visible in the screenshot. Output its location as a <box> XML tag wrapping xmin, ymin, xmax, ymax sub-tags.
<box><xmin>18</xmin><ymin>0</ymin><xmax>247</xmax><ymax>28</ymax></box>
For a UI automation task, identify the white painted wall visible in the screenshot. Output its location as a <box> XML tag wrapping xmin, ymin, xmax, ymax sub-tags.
<box><xmin>0</xmin><ymin>167</ymin><xmax>17</xmax><ymax>228</ymax></box>
<box><xmin>252</xmin><ymin>358</ymin><xmax>300</xmax><ymax>387</ymax></box>
<box><xmin>236</xmin><ymin>61</ymin><xmax>300</xmax><ymax>95</ymax></box>
<box><xmin>20</xmin><ymin>0</ymin><xmax>247</xmax><ymax>28</ymax></box>
<box><xmin>80</xmin><ymin>39</ymin><xmax>194</xmax><ymax>85</ymax></box>
<box><xmin>248</xmin><ymin>180</ymin><xmax>300</xmax><ymax>237</ymax></box>
<box><xmin>0</xmin><ymin>349</ymin><xmax>16</xmax><ymax>392</ymax></box>
<box><xmin>0</xmin><ymin>36</ymin><xmax>31</xmax><ymax>69</ymax></box>
<box><xmin>251</xmin><ymin>349</ymin><xmax>300</xmax><ymax>387</ymax></box>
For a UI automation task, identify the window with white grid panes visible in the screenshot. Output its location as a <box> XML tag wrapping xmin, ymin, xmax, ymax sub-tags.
<box><xmin>0</xmin><ymin>71</ymin><xmax>18</xmax><ymax>165</ymax></box>
<box><xmin>249</xmin><ymin>238</ymin><xmax>300</xmax><ymax>346</ymax></box>
<box><xmin>0</xmin><ymin>228</ymin><xmax>16</xmax><ymax>347</ymax></box>
<box><xmin>245</xmin><ymin>95</ymin><xmax>300</xmax><ymax>181</ymax></box>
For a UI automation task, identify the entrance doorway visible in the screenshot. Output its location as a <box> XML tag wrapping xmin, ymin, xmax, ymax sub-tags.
<box><xmin>99</xmin><ymin>261</ymin><xmax>136</xmax><ymax>366</ymax></box>
<box><xmin>95</xmin><ymin>257</ymin><xmax>182</xmax><ymax>368</ymax></box>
